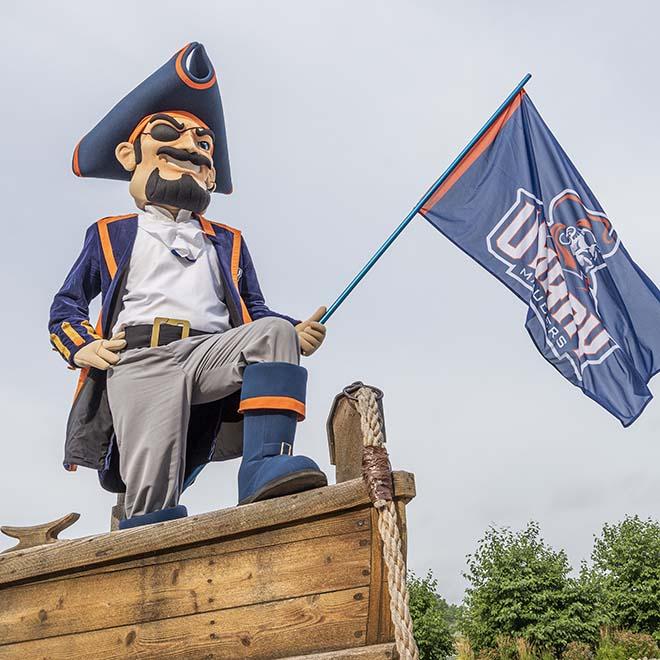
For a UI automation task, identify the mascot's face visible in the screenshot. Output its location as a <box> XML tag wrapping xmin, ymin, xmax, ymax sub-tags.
<box><xmin>115</xmin><ymin>112</ymin><xmax>216</xmax><ymax>215</ymax></box>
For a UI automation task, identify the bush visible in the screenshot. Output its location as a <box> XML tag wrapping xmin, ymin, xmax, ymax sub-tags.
<box><xmin>562</xmin><ymin>641</ymin><xmax>594</xmax><ymax>660</ymax></box>
<box><xmin>462</xmin><ymin>522</ymin><xmax>600</xmax><ymax>653</ymax></box>
<box><xmin>590</xmin><ymin>516</ymin><xmax>660</xmax><ymax>640</ymax></box>
<box><xmin>595</xmin><ymin>629</ymin><xmax>660</xmax><ymax>660</ymax></box>
<box><xmin>475</xmin><ymin>647</ymin><xmax>500</xmax><ymax>660</ymax></box>
<box><xmin>408</xmin><ymin>571</ymin><xmax>455</xmax><ymax>659</ymax></box>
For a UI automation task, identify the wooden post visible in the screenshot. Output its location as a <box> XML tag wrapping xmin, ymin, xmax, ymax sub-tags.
<box><xmin>110</xmin><ymin>493</ymin><xmax>125</xmax><ymax>531</ymax></box>
<box><xmin>326</xmin><ymin>382</ymin><xmax>386</xmax><ymax>483</ymax></box>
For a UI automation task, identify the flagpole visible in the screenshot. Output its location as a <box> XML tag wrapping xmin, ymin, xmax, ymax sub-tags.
<box><xmin>320</xmin><ymin>73</ymin><xmax>532</xmax><ymax>324</ymax></box>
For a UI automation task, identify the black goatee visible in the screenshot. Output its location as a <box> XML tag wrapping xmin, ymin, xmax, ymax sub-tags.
<box><xmin>145</xmin><ymin>168</ymin><xmax>211</xmax><ymax>214</ymax></box>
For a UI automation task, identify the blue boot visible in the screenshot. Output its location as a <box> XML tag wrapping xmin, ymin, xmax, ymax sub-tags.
<box><xmin>118</xmin><ymin>504</ymin><xmax>188</xmax><ymax>530</ymax></box>
<box><xmin>238</xmin><ymin>362</ymin><xmax>327</xmax><ymax>505</ymax></box>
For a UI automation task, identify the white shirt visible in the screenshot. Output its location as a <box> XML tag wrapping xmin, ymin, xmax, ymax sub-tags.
<box><xmin>113</xmin><ymin>205</ymin><xmax>231</xmax><ymax>335</ymax></box>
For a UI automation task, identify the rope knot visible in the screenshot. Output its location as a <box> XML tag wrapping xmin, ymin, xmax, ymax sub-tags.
<box><xmin>362</xmin><ymin>445</ymin><xmax>394</xmax><ymax>505</ymax></box>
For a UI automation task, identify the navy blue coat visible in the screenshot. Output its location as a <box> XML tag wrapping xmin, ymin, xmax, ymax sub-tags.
<box><xmin>49</xmin><ymin>213</ymin><xmax>298</xmax><ymax>493</ymax></box>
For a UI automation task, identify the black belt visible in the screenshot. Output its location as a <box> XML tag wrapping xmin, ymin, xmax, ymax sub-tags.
<box><xmin>124</xmin><ymin>318</ymin><xmax>206</xmax><ymax>350</ymax></box>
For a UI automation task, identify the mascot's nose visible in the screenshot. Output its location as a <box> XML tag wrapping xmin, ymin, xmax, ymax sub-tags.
<box><xmin>177</xmin><ymin>130</ymin><xmax>198</xmax><ymax>151</ymax></box>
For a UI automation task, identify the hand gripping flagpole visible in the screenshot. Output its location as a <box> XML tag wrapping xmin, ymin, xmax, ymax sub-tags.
<box><xmin>320</xmin><ymin>73</ymin><xmax>532</xmax><ymax>325</ymax></box>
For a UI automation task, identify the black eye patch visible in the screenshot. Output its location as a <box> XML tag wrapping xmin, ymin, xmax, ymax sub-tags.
<box><xmin>149</xmin><ymin>123</ymin><xmax>181</xmax><ymax>142</ymax></box>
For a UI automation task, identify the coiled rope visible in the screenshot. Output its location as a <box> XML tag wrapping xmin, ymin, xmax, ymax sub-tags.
<box><xmin>354</xmin><ymin>386</ymin><xmax>419</xmax><ymax>660</ymax></box>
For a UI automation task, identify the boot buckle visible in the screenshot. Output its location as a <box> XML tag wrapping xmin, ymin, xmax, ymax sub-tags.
<box><xmin>280</xmin><ymin>442</ymin><xmax>293</xmax><ymax>456</ymax></box>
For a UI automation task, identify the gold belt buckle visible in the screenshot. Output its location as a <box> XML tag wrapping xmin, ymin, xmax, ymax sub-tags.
<box><xmin>150</xmin><ymin>317</ymin><xmax>191</xmax><ymax>348</ymax></box>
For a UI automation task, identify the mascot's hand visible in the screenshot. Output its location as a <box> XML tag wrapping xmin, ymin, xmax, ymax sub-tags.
<box><xmin>295</xmin><ymin>307</ymin><xmax>327</xmax><ymax>357</ymax></box>
<box><xmin>73</xmin><ymin>331</ymin><xmax>127</xmax><ymax>370</ymax></box>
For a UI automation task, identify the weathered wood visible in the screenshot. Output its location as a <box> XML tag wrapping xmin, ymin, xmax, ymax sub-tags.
<box><xmin>0</xmin><ymin>530</ymin><xmax>371</xmax><ymax>645</ymax></box>
<box><xmin>284</xmin><ymin>643</ymin><xmax>397</xmax><ymax>659</ymax></box>
<box><xmin>0</xmin><ymin>512</ymin><xmax>80</xmax><ymax>554</ymax></box>
<box><xmin>366</xmin><ymin>507</ymin><xmax>386</xmax><ymax>645</ymax></box>
<box><xmin>110</xmin><ymin>493</ymin><xmax>125</xmax><ymax>532</ymax></box>
<box><xmin>0</xmin><ymin>472</ymin><xmax>415</xmax><ymax>588</ymax></box>
<box><xmin>326</xmin><ymin>394</ymin><xmax>364</xmax><ymax>482</ymax></box>
<box><xmin>0</xmin><ymin>587</ymin><xmax>369</xmax><ymax>659</ymax></box>
<box><xmin>326</xmin><ymin>384</ymin><xmax>388</xmax><ymax>484</ymax></box>
<box><xmin>38</xmin><ymin>508</ymin><xmax>371</xmax><ymax>585</ymax></box>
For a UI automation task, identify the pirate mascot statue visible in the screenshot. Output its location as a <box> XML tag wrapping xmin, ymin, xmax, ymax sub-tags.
<box><xmin>49</xmin><ymin>42</ymin><xmax>328</xmax><ymax>530</ymax></box>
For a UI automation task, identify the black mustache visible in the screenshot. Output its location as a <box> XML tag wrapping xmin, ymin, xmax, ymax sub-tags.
<box><xmin>157</xmin><ymin>146</ymin><xmax>212</xmax><ymax>169</ymax></box>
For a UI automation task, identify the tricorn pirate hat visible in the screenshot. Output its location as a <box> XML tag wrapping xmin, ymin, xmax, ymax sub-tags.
<box><xmin>72</xmin><ymin>42</ymin><xmax>232</xmax><ymax>194</ymax></box>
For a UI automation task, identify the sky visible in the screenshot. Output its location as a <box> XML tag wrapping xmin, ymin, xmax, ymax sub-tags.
<box><xmin>1</xmin><ymin>0</ymin><xmax>658</xmax><ymax>604</ymax></box>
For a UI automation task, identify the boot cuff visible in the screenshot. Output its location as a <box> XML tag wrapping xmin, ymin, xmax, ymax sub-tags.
<box><xmin>239</xmin><ymin>362</ymin><xmax>307</xmax><ymax>420</ymax></box>
<box><xmin>119</xmin><ymin>504</ymin><xmax>188</xmax><ymax>530</ymax></box>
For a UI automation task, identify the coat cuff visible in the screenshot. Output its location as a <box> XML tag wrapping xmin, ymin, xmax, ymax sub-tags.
<box><xmin>50</xmin><ymin>323</ymin><xmax>99</xmax><ymax>368</ymax></box>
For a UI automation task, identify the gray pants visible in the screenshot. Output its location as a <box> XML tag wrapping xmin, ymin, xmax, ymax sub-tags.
<box><xmin>106</xmin><ymin>317</ymin><xmax>300</xmax><ymax>518</ymax></box>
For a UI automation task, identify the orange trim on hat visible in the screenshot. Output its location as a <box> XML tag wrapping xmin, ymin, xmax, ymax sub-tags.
<box><xmin>72</xmin><ymin>142</ymin><xmax>82</xmax><ymax>176</ymax></box>
<box><xmin>175</xmin><ymin>45</ymin><xmax>217</xmax><ymax>90</ymax></box>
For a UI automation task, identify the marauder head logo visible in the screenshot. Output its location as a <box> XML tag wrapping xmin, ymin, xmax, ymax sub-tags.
<box><xmin>547</xmin><ymin>191</ymin><xmax>618</xmax><ymax>294</ymax></box>
<box><xmin>486</xmin><ymin>188</ymin><xmax>620</xmax><ymax>379</ymax></box>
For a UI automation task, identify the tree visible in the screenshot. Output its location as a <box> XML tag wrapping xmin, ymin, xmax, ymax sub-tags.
<box><xmin>408</xmin><ymin>571</ymin><xmax>456</xmax><ymax>659</ymax></box>
<box><xmin>462</xmin><ymin>522</ymin><xmax>599</xmax><ymax>653</ymax></box>
<box><xmin>589</xmin><ymin>515</ymin><xmax>660</xmax><ymax>640</ymax></box>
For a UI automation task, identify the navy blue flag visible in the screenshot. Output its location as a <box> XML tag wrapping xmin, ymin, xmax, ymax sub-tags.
<box><xmin>420</xmin><ymin>91</ymin><xmax>660</xmax><ymax>426</ymax></box>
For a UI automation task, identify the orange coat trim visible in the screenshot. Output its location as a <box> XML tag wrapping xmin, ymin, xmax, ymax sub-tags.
<box><xmin>199</xmin><ymin>217</ymin><xmax>253</xmax><ymax>324</ymax></box>
<box><xmin>73</xmin><ymin>312</ymin><xmax>103</xmax><ymax>403</ymax></box>
<box><xmin>96</xmin><ymin>214</ymin><xmax>135</xmax><ymax>278</ymax></box>
<box><xmin>61</xmin><ymin>322</ymin><xmax>85</xmax><ymax>347</ymax></box>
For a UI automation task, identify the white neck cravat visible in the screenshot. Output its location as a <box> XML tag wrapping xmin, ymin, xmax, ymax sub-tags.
<box><xmin>140</xmin><ymin>204</ymin><xmax>206</xmax><ymax>262</ymax></box>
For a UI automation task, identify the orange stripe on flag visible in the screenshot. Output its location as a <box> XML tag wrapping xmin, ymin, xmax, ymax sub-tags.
<box><xmin>421</xmin><ymin>91</ymin><xmax>524</xmax><ymax>214</ymax></box>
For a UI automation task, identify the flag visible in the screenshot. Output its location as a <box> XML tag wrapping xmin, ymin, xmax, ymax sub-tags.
<box><xmin>420</xmin><ymin>90</ymin><xmax>660</xmax><ymax>426</ymax></box>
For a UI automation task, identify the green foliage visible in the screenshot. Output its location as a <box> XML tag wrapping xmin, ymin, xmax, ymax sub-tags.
<box><xmin>462</xmin><ymin>522</ymin><xmax>600</xmax><ymax>653</ymax></box>
<box><xmin>589</xmin><ymin>516</ymin><xmax>660</xmax><ymax>640</ymax></box>
<box><xmin>475</xmin><ymin>646</ymin><xmax>501</xmax><ymax>660</ymax></box>
<box><xmin>408</xmin><ymin>571</ymin><xmax>455</xmax><ymax>660</ymax></box>
<box><xmin>562</xmin><ymin>641</ymin><xmax>594</xmax><ymax>660</ymax></box>
<box><xmin>595</xmin><ymin>629</ymin><xmax>659</xmax><ymax>660</ymax></box>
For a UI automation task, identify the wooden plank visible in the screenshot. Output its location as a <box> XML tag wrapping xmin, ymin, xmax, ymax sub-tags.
<box><xmin>365</xmin><ymin>508</ymin><xmax>385</xmax><ymax>645</ymax></box>
<box><xmin>285</xmin><ymin>642</ymin><xmax>397</xmax><ymax>659</ymax></box>
<box><xmin>32</xmin><ymin>508</ymin><xmax>371</xmax><ymax>586</ymax></box>
<box><xmin>0</xmin><ymin>587</ymin><xmax>369</xmax><ymax>659</ymax></box>
<box><xmin>0</xmin><ymin>472</ymin><xmax>415</xmax><ymax>588</ymax></box>
<box><xmin>0</xmin><ymin>530</ymin><xmax>372</xmax><ymax>645</ymax></box>
<box><xmin>365</xmin><ymin>502</ymin><xmax>409</xmax><ymax>646</ymax></box>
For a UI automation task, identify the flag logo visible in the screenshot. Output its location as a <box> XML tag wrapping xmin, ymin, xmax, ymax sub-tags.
<box><xmin>487</xmin><ymin>188</ymin><xmax>620</xmax><ymax>378</ymax></box>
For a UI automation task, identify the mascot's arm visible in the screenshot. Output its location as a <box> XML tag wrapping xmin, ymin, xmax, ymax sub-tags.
<box><xmin>238</xmin><ymin>238</ymin><xmax>327</xmax><ymax>356</ymax></box>
<box><xmin>239</xmin><ymin>237</ymin><xmax>301</xmax><ymax>326</ymax></box>
<box><xmin>48</xmin><ymin>225</ymin><xmax>106</xmax><ymax>367</ymax></box>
